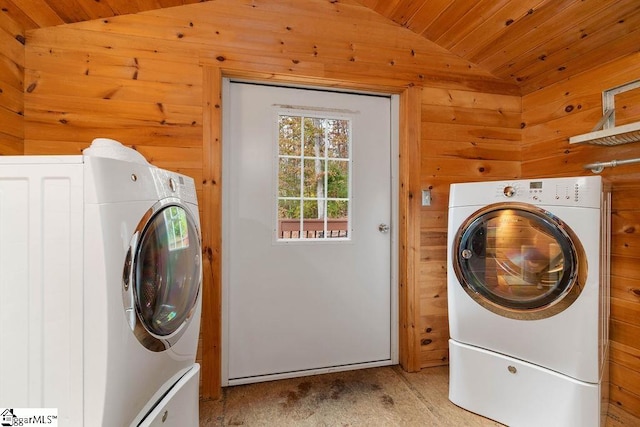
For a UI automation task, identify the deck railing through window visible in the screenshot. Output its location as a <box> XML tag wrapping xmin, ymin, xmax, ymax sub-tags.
<box><xmin>278</xmin><ymin>218</ymin><xmax>348</xmax><ymax>239</ymax></box>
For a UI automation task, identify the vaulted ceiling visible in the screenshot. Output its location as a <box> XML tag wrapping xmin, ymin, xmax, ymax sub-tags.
<box><xmin>359</xmin><ymin>0</ymin><xmax>640</xmax><ymax>94</ymax></box>
<box><xmin>2</xmin><ymin>0</ymin><xmax>639</xmax><ymax>94</ymax></box>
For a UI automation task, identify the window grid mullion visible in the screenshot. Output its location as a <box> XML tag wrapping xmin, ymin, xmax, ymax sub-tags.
<box><xmin>299</xmin><ymin>118</ymin><xmax>305</xmax><ymax>238</ymax></box>
<box><xmin>323</xmin><ymin>120</ymin><xmax>328</xmax><ymax>235</ymax></box>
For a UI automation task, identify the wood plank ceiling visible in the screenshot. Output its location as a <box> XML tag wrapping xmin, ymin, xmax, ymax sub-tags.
<box><xmin>2</xmin><ymin>0</ymin><xmax>639</xmax><ymax>95</ymax></box>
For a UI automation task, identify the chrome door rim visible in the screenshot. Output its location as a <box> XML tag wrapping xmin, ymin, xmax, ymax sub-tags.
<box><xmin>122</xmin><ymin>198</ymin><xmax>201</xmax><ymax>351</ymax></box>
<box><xmin>452</xmin><ymin>202</ymin><xmax>587</xmax><ymax>320</ymax></box>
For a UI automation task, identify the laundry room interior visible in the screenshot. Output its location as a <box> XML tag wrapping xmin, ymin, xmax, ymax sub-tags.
<box><xmin>1</xmin><ymin>0</ymin><xmax>640</xmax><ymax>426</ymax></box>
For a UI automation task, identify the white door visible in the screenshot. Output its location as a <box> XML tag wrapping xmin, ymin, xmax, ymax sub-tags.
<box><xmin>223</xmin><ymin>81</ymin><xmax>397</xmax><ymax>385</ymax></box>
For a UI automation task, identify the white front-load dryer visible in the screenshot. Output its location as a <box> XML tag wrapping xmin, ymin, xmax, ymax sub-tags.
<box><xmin>0</xmin><ymin>139</ymin><xmax>202</xmax><ymax>427</ymax></box>
<box><xmin>447</xmin><ymin>176</ymin><xmax>610</xmax><ymax>427</ymax></box>
<box><xmin>83</xmin><ymin>143</ymin><xmax>202</xmax><ymax>426</ymax></box>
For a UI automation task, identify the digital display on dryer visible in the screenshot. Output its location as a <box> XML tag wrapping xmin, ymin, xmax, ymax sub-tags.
<box><xmin>530</xmin><ymin>181</ymin><xmax>542</xmax><ymax>189</ymax></box>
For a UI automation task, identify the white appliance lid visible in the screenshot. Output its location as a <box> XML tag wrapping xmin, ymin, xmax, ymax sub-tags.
<box><xmin>83</xmin><ymin>138</ymin><xmax>151</xmax><ymax>165</ymax></box>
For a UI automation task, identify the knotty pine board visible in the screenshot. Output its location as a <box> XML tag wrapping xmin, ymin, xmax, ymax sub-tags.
<box><xmin>444</xmin><ymin>1</ymin><xmax>540</xmax><ymax>60</ymax></box>
<box><xmin>492</xmin><ymin>0</ymin><xmax>635</xmax><ymax>78</ymax></box>
<box><xmin>0</xmin><ymin>10</ymin><xmax>23</xmax><ymax>154</ymax></box>
<box><xmin>398</xmin><ymin>85</ymin><xmax>422</xmax><ymax>373</ymax></box>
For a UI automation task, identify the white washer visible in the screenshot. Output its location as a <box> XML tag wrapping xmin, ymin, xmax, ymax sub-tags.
<box><xmin>0</xmin><ymin>139</ymin><xmax>202</xmax><ymax>426</ymax></box>
<box><xmin>447</xmin><ymin>176</ymin><xmax>610</xmax><ymax>427</ymax></box>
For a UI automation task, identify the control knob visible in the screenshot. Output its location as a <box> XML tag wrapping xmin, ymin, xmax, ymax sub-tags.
<box><xmin>503</xmin><ymin>186</ymin><xmax>516</xmax><ymax>197</ymax></box>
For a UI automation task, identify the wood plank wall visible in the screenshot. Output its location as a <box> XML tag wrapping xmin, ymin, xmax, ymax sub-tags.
<box><xmin>419</xmin><ymin>87</ymin><xmax>521</xmax><ymax>366</ymax></box>
<box><xmin>21</xmin><ymin>0</ymin><xmax>521</xmax><ymax>399</ymax></box>
<box><xmin>0</xmin><ymin>10</ymin><xmax>24</xmax><ymax>154</ymax></box>
<box><xmin>522</xmin><ymin>53</ymin><xmax>640</xmax><ymax>418</ymax></box>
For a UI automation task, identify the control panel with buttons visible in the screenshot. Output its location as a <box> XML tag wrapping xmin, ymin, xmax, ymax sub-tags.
<box><xmin>486</xmin><ymin>178</ymin><xmax>598</xmax><ymax>207</ymax></box>
<box><xmin>449</xmin><ymin>176</ymin><xmax>602</xmax><ymax>209</ymax></box>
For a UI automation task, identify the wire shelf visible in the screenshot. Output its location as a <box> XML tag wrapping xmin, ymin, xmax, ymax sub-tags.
<box><xmin>570</xmin><ymin>121</ymin><xmax>640</xmax><ymax>146</ymax></box>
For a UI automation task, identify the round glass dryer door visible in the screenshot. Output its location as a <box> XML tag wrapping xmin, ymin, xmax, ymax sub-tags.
<box><xmin>123</xmin><ymin>201</ymin><xmax>201</xmax><ymax>351</ymax></box>
<box><xmin>452</xmin><ymin>203</ymin><xmax>586</xmax><ymax>320</ymax></box>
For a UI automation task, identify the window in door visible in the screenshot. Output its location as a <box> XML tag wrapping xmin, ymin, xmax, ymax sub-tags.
<box><xmin>277</xmin><ymin>113</ymin><xmax>351</xmax><ymax>241</ymax></box>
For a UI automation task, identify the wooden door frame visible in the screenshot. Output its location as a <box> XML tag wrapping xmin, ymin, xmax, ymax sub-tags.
<box><xmin>200</xmin><ymin>66</ymin><xmax>421</xmax><ymax>400</ymax></box>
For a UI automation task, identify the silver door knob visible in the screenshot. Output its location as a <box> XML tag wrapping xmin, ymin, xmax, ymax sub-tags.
<box><xmin>378</xmin><ymin>223</ymin><xmax>390</xmax><ymax>233</ymax></box>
